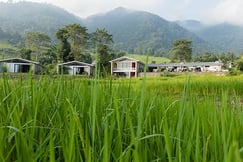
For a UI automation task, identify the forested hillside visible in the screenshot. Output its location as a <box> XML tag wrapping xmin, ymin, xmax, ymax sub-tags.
<box><xmin>1</xmin><ymin>2</ymin><xmax>242</xmax><ymax>58</ymax></box>
<box><xmin>0</xmin><ymin>2</ymin><xmax>82</xmax><ymax>56</ymax></box>
<box><xmin>197</xmin><ymin>23</ymin><xmax>243</xmax><ymax>53</ymax></box>
<box><xmin>177</xmin><ymin>20</ymin><xmax>243</xmax><ymax>54</ymax></box>
<box><xmin>0</xmin><ymin>2</ymin><xmax>82</xmax><ymax>36</ymax></box>
<box><xmin>83</xmin><ymin>7</ymin><xmax>214</xmax><ymax>56</ymax></box>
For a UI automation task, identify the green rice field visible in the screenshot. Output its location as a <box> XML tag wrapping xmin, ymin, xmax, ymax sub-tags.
<box><xmin>0</xmin><ymin>73</ymin><xmax>243</xmax><ymax>161</ymax></box>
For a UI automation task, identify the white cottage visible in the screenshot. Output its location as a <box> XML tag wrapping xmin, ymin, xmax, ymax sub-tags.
<box><xmin>0</xmin><ymin>58</ymin><xmax>42</xmax><ymax>74</ymax></box>
<box><xmin>109</xmin><ymin>56</ymin><xmax>145</xmax><ymax>78</ymax></box>
<box><xmin>57</xmin><ymin>61</ymin><xmax>94</xmax><ymax>76</ymax></box>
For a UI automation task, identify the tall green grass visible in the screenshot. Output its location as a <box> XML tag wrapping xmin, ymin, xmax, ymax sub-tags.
<box><xmin>0</xmin><ymin>74</ymin><xmax>243</xmax><ymax>161</ymax></box>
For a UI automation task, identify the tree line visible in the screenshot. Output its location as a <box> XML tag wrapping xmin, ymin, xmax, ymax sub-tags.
<box><xmin>17</xmin><ymin>24</ymin><xmax>243</xmax><ymax>75</ymax></box>
<box><xmin>21</xmin><ymin>23</ymin><xmax>121</xmax><ymax>74</ymax></box>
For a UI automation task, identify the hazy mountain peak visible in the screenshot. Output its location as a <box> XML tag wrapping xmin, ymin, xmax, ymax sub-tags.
<box><xmin>176</xmin><ymin>19</ymin><xmax>205</xmax><ymax>31</ymax></box>
<box><xmin>0</xmin><ymin>1</ymin><xmax>82</xmax><ymax>36</ymax></box>
<box><xmin>82</xmin><ymin>7</ymin><xmax>213</xmax><ymax>55</ymax></box>
<box><xmin>0</xmin><ymin>1</ymin><xmax>242</xmax><ymax>55</ymax></box>
<box><xmin>110</xmin><ymin>6</ymin><xmax>131</xmax><ymax>13</ymax></box>
<box><xmin>85</xmin><ymin>6</ymin><xmax>133</xmax><ymax>20</ymax></box>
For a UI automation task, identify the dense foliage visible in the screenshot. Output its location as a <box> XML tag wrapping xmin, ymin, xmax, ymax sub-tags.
<box><xmin>0</xmin><ymin>2</ymin><xmax>218</xmax><ymax>58</ymax></box>
<box><xmin>0</xmin><ymin>2</ymin><xmax>243</xmax><ymax>60</ymax></box>
<box><xmin>0</xmin><ymin>2</ymin><xmax>81</xmax><ymax>36</ymax></box>
<box><xmin>84</xmin><ymin>7</ymin><xmax>214</xmax><ymax>56</ymax></box>
<box><xmin>0</xmin><ymin>75</ymin><xmax>243</xmax><ymax>161</ymax></box>
<box><xmin>197</xmin><ymin>23</ymin><xmax>243</xmax><ymax>54</ymax></box>
<box><xmin>55</xmin><ymin>24</ymin><xmax>114</xmax><ymax>69</ymax></box>
<box><xmin>171</xmin><ymin>39</ymin><xmax>192</xmax><ymax>62</ymax></box>
<box><xmin>178</xmin><ymin>20</ymin><xmax>243</xmax><ymax>54</ymax></box>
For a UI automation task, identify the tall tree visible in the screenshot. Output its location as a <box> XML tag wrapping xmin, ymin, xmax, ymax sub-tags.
<box><xmin>92</xmin><ymin>28</ymin><xmax>113</xmax><ymax>73</ymax></box>
<box><xmin>194</xmin><ymin>52</ymin><xmax>218</xmax><ymax>62</ymax></box>
<box><xmin>55</xmin><ymin>24</ymin><xmax>91</xmax><ymax>62</ymax></box>
<box><xmin>55</xmin><ymin>28</ymin><xmax>72</xmax><ymax>62</ymax></box>
<box><xmin>171</xmin><ymin>39</ymin><xmax>192</xmax><ymax>62</ymax></box>
<box><xmin>38</xmin><ymin>45</ymin><xmax>58</xmax><ymax>65</ymax></box>
<box><xmin>24</xmin><ymin>32</ymin><xmax>51</xmax><ymax>61</ymax></box>
<box><xmin>19</xmin><ymin>48</ymin><xmax>32</xmax><ymax>60</ymax></box>
<box><xmin>66</xmin><ymin>24</ymin><xmax>89</xmax><ymax>60</ymax></box>
<box><xmin>236</xmin><ymin>55</ymin><xmax>243</xmax><ymax>71</ymax></box>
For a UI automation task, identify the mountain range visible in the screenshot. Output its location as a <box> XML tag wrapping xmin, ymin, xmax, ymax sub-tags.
<box><xmin>177</xmin><ymin>20</ymin><xmax>243</xmax><ymax>54</ymax></box>
<box><xmin>0</xmin><ymin>2</ymin><xmax>81</xmax><ymax>36</ymax></box>
<box><xmin>0</xmin><ymin>1</ymin><xmax>243</xmax><ymax>57</ymax></box>
<box><xmin>83</xmin><ymin>7</ymin><xmax>214</xmax><ymax>56</ymax></box>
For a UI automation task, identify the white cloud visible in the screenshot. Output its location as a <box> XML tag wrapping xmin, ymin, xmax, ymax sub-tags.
<box><xmin>121</xmin><ymin>0</ymin><xmax>165</xmax><ymax>8</ymax></box>
<box><xmin>25</xmin><ymin>0</ymin><xmax>166</xmax><ymax>18</ymax></box>
<box><xmin>25</xmin><ymin>0</ymin><xmax>167</xmax><ymax>18</ymax></box>
<box><xmin>1</xmin><ymin>0</ymin><xmax>243</xmax><ymax>25</ymax></box>
<box><xmin>70</xmin><ymin>0</ymin><xmax>166</xmax><ymax>18</ymax></box>
<box><xmin>208</xmin><ymin>0</ymin><xmax>243</xmax><ymax>25</ymax></box>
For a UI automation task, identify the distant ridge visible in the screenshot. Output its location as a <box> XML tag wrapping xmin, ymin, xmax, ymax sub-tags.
<box><xmin>0</xmin><ymin>1</ymin><xmax>82</xmax><ymax>36</ymax></box>
<box><xmin>0</xmin><ymin>2</ymin><xmax>242</xmax><ymax>56</ymax></box>
<box><xmin>177</xmin><ymin>20</ymin><xmax>243</xmax><ymax>54</ymax></box>
<box><xmin>176</xmin><ymin>20</ymin><xmax>205</xmax><ymax>32</ymax></box>
<box><xmin>83</xmin><ymin>7</ymin><xmax>214</xmax><ymax>56</ymax></box>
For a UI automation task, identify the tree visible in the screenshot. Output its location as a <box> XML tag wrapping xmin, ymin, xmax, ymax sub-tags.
<box><xmin>97</xmin><ymin>44</ymin><xmax>113</xmax><ymax>69</ymax></box>
<box><xmin>236</xmin><ymin>55</ymin><xmax>243</xmax><ymax>71</ymax></box>
<box><xmin>38</xmin><ymin>45</ymin><xmax>58</xmax><ymax>65</ymax></box>
<box><xmin>92</xmin><ymin>28</ymin><xmax>113</xmax><ymax>73</ymax></box>
<box><xmin>171</xmin><ymin>39</ymin><xmax>192</xmax><ymax>62</ymax></box>
<box><xmin>56</xmin><ymin>28</ymin><xmax>72</xmax><ymax>62</ymax></box>
<box><xmin>78</xmin><ymin>53</ymin><xmax>92</xmax><ymax>64</ymax></box>
<box><xmin>19</xmin><ymin>48</ymin><xmax>32</xmax><ymax>60</ymax></box>
<box><xmin>55</xmin><ymin>24</ymin><xmax>90</xmax><ymax>62</ymax></box>
<box><xmin>66</xmin><ymin>24</ymin><xmax>89</xmax><ymax>60</ymax></box>
<box><xmin>24</xmin><ymin>32</ymin><xmax>51</xmax><ymax>61</ymax></box>
<box><xmin>194</xmin><ymin>52</ymin><xmax>218</xmax><ymax>62</ymax></box>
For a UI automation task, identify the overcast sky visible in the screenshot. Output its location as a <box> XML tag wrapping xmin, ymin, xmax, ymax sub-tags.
<box><xmin>1</xmin><ymin>0</ymin><xmax>243</xmax><ymax>25</ymax></box>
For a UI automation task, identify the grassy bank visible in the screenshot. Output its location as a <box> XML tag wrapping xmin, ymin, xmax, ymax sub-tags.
<box><xmin>0</xmin><ymin>74</ymin><xmax>243</xmax><ymax>161</ymax></box>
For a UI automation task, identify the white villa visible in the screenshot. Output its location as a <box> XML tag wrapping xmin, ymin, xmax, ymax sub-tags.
<box><xmin>0</xmin><ymin>58</ymin><xmax>42</xmax><ymax>74</ymax></box>
<box><xmin>109</xmin><ymin>56</ymin><xmax>145</xmax><ymax>78</ymax></box>
<box><xmin>57</xmin><ymin>61</ymin><xmax>94</xmax><ymax>76</ymax></box>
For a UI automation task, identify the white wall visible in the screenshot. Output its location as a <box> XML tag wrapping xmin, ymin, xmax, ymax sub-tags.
<box><xmin>207</xmin><ymin>65</ymin><xmax>221</xmax><ymax>72</ymax></box>
<box><xmin>6</xmin><ymin>63</ymin><xmax>16</xmax><ymax>72</ymax></box>
<box><xmin>67</xmin><ymin>66</ymin><xmax>91</xmax><ymax>75</ymax></box>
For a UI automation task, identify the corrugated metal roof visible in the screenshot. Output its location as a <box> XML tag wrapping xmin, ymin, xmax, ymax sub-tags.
<box><xmin>148</xmin><ymin>61</ymin><xmax>223</xmax><ymax>67</ymax></box>
<box><xmin>0</xmin><ymin>57</ymin><xmax>40</xmax><ymax>65</ymax></box>
<box><xmin>57</xmin><ymin>61</ymin><xmax>94</xmax><ymax>67</ymax></box>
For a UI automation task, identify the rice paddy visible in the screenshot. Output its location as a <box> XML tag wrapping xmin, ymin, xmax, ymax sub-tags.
<box><xmin>0</xmin><ymin>73</ymin><xmax>243</xmax><ymax>161</ymax></box>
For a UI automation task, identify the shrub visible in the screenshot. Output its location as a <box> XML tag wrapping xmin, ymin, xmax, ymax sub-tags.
<box><xmin>228</xmin><ymin>68</ymin><xmax>240</xmax><ymax>75</ymax></box>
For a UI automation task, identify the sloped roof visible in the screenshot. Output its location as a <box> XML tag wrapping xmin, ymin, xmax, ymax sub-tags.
<box><xmin>57</xmin><ymin>61</ymin><xmax>94</xmax><ymax>67</ymax></box>
<box><xmin>0</xmin><ymin>57</ymin><xmax>40</xmax><ymax>64</ymax></box>
<box><xmin>109</xmin><ymin>56</ymin><xmax>144</xmax><ymax>64</ymax></box>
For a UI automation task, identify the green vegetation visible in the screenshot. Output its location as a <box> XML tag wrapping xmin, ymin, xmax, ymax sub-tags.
<box><xmin>0</xmin><ymin>2</ymin><xmax>217</xmax><ymax>57</ymax></box>
<box><xmin>0</xmin><ymin>41</ymin><xmax>18</xmax><ymax>50</ymax></box>
<box><xmin>0</xmin><ymin>74</ymin><xmax>243</xmax><ymax>161</ymax></box>
<box><xmin>0</xmin><ymin>2</ymin><xmax>242</xmax><ymax>60</ymax></box>
<box><xmin>0</xmin><ymin>2</ymin><xmax>81</xmax><ymax>37</ymax></box>
<box><xmin>0</xmin><ymin>41</ymin><xmax>19</xmax><ymax>57</ymax></box>
<box><xmin>85</xmin><ymin>7</ymin><xmax>213</xmax><ymax>56</ymax></box>
<box><xmin>197</xmin><ymin>23</ymin><xmax>243</xmax><ymax>54</ymax></box>
<box><xmin>171</xmin><ymin>39</ymin><xmax>192</xmax><ymax>62</ymax></box>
